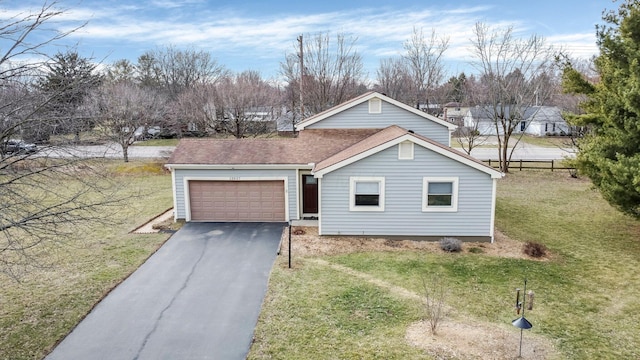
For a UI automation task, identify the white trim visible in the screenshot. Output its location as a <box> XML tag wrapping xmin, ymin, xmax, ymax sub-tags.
<box><xmin>422</xmin><ymin>177</ymin><xmax>459</xmax><ymax>212</ymax></box>
<box><xmin>314</xmin><ymin>134</ymin><xmax>503</xmax><ymax>179</ymax></box>
<box><xmin>489</xmin><ymin>178</ymin><xmax>497</xmax><ymax>243</ymax></box>
<box><xmin>398</xmin><ymin>141</ymin><xmax>414</xmax><ymax>160</ymax></box>
<box><xmin>166</xmin><ymin>164</ymin><xmax>311</xmax><ymax>171</ymax></box>
<box><xmin>295</xmin><ymin>168</ymin><xmax>302</xmax><ymax>220</ymax></box>
<box><xmin>318</xmin><ymin>177</ymin><xmax>323</xmax><ymax>235</ymax></box>
<box><xmin>182</xmin><ymin>176</ymin><xmax>289</xmax><ymax>222</ymax></box>
<box><xmin>299</xmin><ymin>171</ymin><xmax>319</xmax><ymax>218</ymax></box>
<box><xmin>349</xmin><ymin>176</ymin><xmax>385</xmax><ymax>212</ymax></box>
<box><xmin>296</xmin><ymin>92</ymin><xmax>456</xmax><ymax>131</ymax></box>
<box><xmin>171</xmin><ymin>169</ymin><xmax>178</xmax><ymax>221</ymax></box>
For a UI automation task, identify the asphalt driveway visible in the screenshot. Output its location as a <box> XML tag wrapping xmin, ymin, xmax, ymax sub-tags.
<box><xmin>46</xmin><ymin>222</ymin><xmax>285</xmax><ymax>360</ymax></box>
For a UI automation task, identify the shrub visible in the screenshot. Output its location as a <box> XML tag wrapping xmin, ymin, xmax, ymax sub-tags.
<box><xmin>523</xmin><ymin>241</ymin><xmax>547</xmax><ymax>258</ymax></box>
<box><xmin>439</xmin><ymin>237</ymin><xmax>462</xmax><ymax>252</ymax></box>
<box><xmin>421</xmin><ymin>274</ymin><xmax>448</xmax><ymax>335</ymax></box>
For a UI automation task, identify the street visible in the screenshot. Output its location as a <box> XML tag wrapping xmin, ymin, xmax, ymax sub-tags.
<box><xmin>38</xmin><ymin>141</ymin><xmax>576</xmax><ymax>161</ymax></box>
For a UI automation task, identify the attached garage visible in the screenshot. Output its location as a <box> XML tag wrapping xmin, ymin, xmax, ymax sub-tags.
<box><xmin>187</xmin><ymin>180</ymin><xmax>286</xmax><ymax>222</ymax></box>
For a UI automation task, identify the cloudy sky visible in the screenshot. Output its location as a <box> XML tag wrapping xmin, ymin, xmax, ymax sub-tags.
<box><xmin>7</xmin><ymin>0</ymin><xmax>606</xmax><ymax>80</ymax></box>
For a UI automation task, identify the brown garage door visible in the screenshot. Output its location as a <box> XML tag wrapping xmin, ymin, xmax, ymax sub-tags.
<box><xmin>188</xmin><ymin>180</ymin><xmax>286</xmax><ymax>222</ymax></box>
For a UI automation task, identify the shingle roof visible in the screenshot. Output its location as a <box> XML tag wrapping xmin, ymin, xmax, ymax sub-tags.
<box><xmin>166</xmin><ymin>128</ymin><xmax>380</xmax><ymax>165</ymax></box>
<box><xmin>314</xmin><ymin>125</ymin><xmax>407</xmax><ymax>171</ymax></box>
<box><xmin>313</xmin><ymin>125</ymin><xmax>497</xmax><ymax>175</ymax></box>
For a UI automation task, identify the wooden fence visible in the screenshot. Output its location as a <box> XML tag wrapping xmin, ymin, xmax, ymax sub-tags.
<box><xmin>483</xmin><ymin>159</ymin><xmax>576</xmax><ymax>172</ymax></box>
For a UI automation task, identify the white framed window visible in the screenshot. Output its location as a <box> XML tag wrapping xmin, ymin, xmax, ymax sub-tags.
<box><xmin>422</xmin><ymin>177</ymin><xmax>458</xmax><ymax>212</ymax></box>
<box><xmin>368</xmin><ymin>98</ymin><xmax>382</xmax><ymax>114</ymax></box>
<box><xmin>398</xmin><ymin>141</ymin><xmax>414</xmax><ymax>160</ymax></box>
<box><xmin>350</xmin><ymin>176</ymin><xmax>385</xmax><ymax>211</ymax></box>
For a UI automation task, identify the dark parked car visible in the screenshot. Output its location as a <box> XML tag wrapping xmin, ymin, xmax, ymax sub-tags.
<box><xmin>2</xmin><ymin>139</ymin><xmax>38</xmax><ymax>154</ymax></box>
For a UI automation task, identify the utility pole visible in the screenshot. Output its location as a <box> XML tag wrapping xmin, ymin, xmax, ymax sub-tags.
<box><xmin>297</xmin><ymin>34</ymin><xmax>304</xmax><ymax>120</ymax></box>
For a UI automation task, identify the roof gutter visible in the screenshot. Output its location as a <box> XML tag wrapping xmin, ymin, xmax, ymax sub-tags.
<box><xmin>164</xmin><ymin>163</ymin><xmax>313</xmax><ymax>171</ymax></box>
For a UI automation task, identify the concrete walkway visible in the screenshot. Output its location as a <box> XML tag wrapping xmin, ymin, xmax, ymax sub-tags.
<box><xmin>46</xmin><ymin>222</ymin><xmax>284</xmax><ymax>360</ymax></box>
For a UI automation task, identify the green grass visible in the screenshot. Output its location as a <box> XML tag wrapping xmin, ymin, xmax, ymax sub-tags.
<box><xmin>133</xmin><ymin>138</ymin><xmax>180</xmax><ymax>146</ymax></box>
<box><xmin>0</xmin><ymin>160</ymin><xmax>173</xmax><ymax>360</ymax></box>
<box><xmin>249</xmin><ymin>260</ymin><xmax>426</xmax><ymax>360</ymax></box>
<box><xmin>519</xmin><ymin>135</ymin><xmax>574</xmax><ymax>148</ymax></box>
<box><xmin>5</xmin><ymin>164</ymin><xmax>639</xmax><ymax>359</ymax></box>
<box><xmin>250</xmin><ymin>171</ymin><xmax>640</xmax><ymax>359</ymax></box>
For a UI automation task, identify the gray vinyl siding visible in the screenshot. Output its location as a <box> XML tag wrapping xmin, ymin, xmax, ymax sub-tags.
<box><xmin>320</xmin><ymin>145</ymin><xmax>494</xmax><ymax>237</ymax></box>
<box><xmin>307</xmin><ymin>101</ymin><xmax>451</xmax><ymax>145</ymax></box>
<box><xmin>172</xmin><ymin>168</ymin><xmax>298</xmax><ymax>220</ymax></box>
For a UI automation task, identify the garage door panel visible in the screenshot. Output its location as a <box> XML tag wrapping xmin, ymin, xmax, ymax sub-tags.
<box><xmin>189</xmin><ymin>180</ymin><xmax>285</xmax><ymax>222</ymax></box>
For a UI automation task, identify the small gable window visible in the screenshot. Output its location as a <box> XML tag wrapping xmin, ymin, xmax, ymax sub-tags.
<box><xmin>398</xmin><ymin>141</ymin><xmax>414</xmax><ymax>160</ymax></box>
<box><xmin>368</xmin><ymin>98</ymin><xmax>382</xmax><ymax>114</ymax></box>
<box><xmin>423</xmin><ymin>177</ymin><xmax>459</xmax><ymax>212</ymax></box>
<box><xmin>350</xmin><ymin>177</ymin><xmax>385</xmax><ymax>211</ymax></box>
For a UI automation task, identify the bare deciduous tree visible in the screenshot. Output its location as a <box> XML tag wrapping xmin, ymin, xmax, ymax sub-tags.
<box><xmin>147</xmin><ymin>45</ymin><xmax>228</xmax><ymax>100</ymax></box>
<box><xmin>403</xmin><ymin>27</ymin><xmax>449</xmax><ymax>113</ymax></box>
<box><xmin>469</xmin><ymin>22</ymin><xmax>556</xmax><ymax>172</ymax></box>
<box><xmin>374</xmin><ymin>28</ymin><xmax>449</xmax><ymax>113</ymax></box>
<box><xmin>169</xmin><ymin>83</ymin><xmax>220</xmax><ymax>137</ymax></box>
<box><xmin>375</xmin><ymin>57</ymin><xmax>414</xmax><ymax>102</ymax></box>
<box><xmin>87</xmin><ymin>82</ymin><xmax>165</xmax><ymax>162</ymax></box>
<box><xmin>0</xmin><ymin>2</ymin><xmax>134</xmax><ymax>278</ymax></box>
<box><xmin>281</xmin><ymin>32</ymin><xmax>367</xmax><ymax>116</ymax></box>
<box><xmin>216</xmin><ymin>70</ymin><xmax>281</xmax><ymax>138</ymax></box>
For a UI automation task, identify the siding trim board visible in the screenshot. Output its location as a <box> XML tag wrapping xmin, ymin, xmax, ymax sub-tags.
<box><xmin>314</xmin><ymin>134</ymin><xmax>503</xmax><ymax>179</ymax></box>
<box><xmin>171</xmin><ymin>169</ymin><xmax>178</xmax><ymax>221</ymax></box>
<box><xmin>296</xmin><ymin>92</ymin><xmax>456</xmax><ymax>132</ymax></box>
<box><xmin>489</xmin><ymin>178</ymin><xmax>497</xmax><ymax>243</ymax></box>
<box><xmin>167</xmin><ymin>164</ymin><xmax>311</xmax><ymax>171</ymax></box>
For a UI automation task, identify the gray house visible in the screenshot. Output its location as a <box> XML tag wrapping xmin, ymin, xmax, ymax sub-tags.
<box><xmin>166</xmin><ymin>92</ymin><xmax>504</xmax><ymax>242</ymax></box>
<box><xmin>464</xmin><ymin>105</ymin><xmax>571</xmax><ymax>137</ymax></box>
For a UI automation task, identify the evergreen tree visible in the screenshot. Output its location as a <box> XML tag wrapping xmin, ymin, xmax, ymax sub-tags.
<box><xmin>38</xmin><ymin>51</ymin><xmax>102</xmax><ymax>141</ymax></box>
<box><xmin>562</xmin><ymin>0</ymin><xmax>640</xmax><ymax>217</ymax></box>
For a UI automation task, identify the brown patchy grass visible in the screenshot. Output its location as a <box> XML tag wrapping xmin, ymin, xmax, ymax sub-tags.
<box><xmin>253</xmin><ymin>171</ymin><xmax>640</xmax><ymax>359</ymax></box>
<box><xmin>0</xmin><ymin>162</ymin><xmax>173</xmax><ymax>360</ymax></box>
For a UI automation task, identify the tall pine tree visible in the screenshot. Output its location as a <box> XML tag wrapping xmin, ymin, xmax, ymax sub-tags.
<box><xmin>563</xmin><ymin>0</ymin><xmax>640</xmax><ymax>217</ymax></box>
<box><xmin>37</xmin><ymin>51</ymin><xmax>102</xmax><ymax>142</ymax></box>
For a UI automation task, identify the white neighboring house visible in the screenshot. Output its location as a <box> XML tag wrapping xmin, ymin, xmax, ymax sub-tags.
<box><xmin>464</xmin><ymin>106</ymin><xmax>572</xmax><ymax>137</ymax></box>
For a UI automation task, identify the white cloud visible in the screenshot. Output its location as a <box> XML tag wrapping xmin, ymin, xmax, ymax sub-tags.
<box><xmin>0</xmin><ymin>1</ymin><xmax>598</xmax><ymax>76</ymax></box>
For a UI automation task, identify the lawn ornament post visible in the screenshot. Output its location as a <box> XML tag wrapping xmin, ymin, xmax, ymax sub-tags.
<box><xmin>512</xmin><ymin>279</ymin><xmax>533</xmax><ymax>358</ymax></box>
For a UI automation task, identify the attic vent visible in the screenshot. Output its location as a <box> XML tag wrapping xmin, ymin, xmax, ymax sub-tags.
<box><xmin>398</xmin><ymin>141</ymin><xmax>414</xmax><ymax>160</ymax></box>
<box><xmin>369</xmin><ymin>98</ymin><xmax>382</xmax><ymax>114</ymax></box>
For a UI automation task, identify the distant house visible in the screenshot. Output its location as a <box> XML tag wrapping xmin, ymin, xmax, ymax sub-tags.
<box><xmin>464</xmin><ymin>106</ymin><xmax>571</xmax><ymax>137</ymax></box>
<box><xmin>166</xmin><ymin>92</ymin><xmax>504</xmax><ymax>242</ymax></box>
<box><xmin>442</xmin><ymin>102</ymin><xmax>469</xmax><ymax>129</ymax></box>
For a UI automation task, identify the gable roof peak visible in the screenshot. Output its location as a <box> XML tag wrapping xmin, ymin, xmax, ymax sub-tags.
<box><xmin>295</xmin><ymin>92</ymin><xmax>456</xmax><ymax>131</ymax></box>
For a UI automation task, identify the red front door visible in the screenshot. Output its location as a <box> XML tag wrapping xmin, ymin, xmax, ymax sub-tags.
<box><xmin>302</xmin><ymin>175</ymin><xmax>318</xmax><ymax>214</ymax></box>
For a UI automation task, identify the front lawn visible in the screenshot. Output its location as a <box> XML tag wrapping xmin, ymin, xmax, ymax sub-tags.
<box><xmin>250</xmin><ymin>171</ymin><xmax>640</xmax><ymax>359</ymax></box>
<box><xmin>0</xmin><ymin>160</ymin><xmax>173</xmax><ymax>360</ymax></box>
